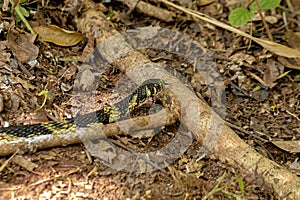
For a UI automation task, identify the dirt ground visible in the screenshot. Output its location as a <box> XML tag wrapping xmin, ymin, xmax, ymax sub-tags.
<box><xmin>0</xmin><ymin>0</ymin><xmax>299</xmax><ymax>199</ymax></box>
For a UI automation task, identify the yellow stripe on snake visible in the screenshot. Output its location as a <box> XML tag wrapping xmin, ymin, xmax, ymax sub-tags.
<box><xmin>0</xmin><ymin>79</ymin><xmax>164</xmax><ymax>142</ymax></box>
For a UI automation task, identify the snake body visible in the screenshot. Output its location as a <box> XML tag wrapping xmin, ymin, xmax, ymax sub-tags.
<box><xmin>0</xmin><ymin>79</ymin><xmax>164</xmax><ymax>142</ymax></box>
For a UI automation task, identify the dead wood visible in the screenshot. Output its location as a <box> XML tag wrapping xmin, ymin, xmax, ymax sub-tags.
<box><xmin>0</xmin><ymin>109</ymin><xmax>177</xmax><ymax>157</ymax></box>
<box><xmin>117</xmin><ymin>0</ymin><xmax>175</xmax><ymax>22</ymax></box>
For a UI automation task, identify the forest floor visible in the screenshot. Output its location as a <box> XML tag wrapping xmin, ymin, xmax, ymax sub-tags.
<box><xmin>0</xmin><ymin>0</ymin><xmax>299</xmax><ymax>199</ymax></box>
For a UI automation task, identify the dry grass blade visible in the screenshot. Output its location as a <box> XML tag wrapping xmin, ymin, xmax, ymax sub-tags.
<box><xmin>159</xmin><ymin>0</ymin><xmax>300</xmax><ymax>59</ymax></box>
<box><xmin>0</xmin><ymin>150</ymin><xmax>18</xmax><ymax>172</ymax></box>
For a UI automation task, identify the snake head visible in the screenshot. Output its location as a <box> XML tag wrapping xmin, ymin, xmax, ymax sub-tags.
<box><xmin>141</xmin><ymin>79</ymin><xmax>165</xmax><ymax>96</ymax></box>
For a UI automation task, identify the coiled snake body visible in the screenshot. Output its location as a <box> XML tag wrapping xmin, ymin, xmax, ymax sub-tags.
<box><xmin>0</xmin><ymin>79</ymin><xmax>164</xmax><ymax>142</ymax></box>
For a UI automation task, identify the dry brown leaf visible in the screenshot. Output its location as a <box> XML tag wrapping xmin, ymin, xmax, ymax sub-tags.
<box><xmin>0</xmin><ymin>41</ymin><xmax>11</xmax><ymax>65</ymax></box>
<box><xmin>12</xmin><ymin>155</ymin><xmax>38</xmax><ymax>172</ymax></box>
<box><xmin>229</xmin><ymin>52</ymin><xmax>256</xmax><ymax>64</ymax></box>
<box><xmin>13</xmin><ymin>75</ymin><xmax>37</xmax><ymax>90</ymax></box>
<box><xmin>247</xmin><ymin>37</ymin><xmax>300</xmax><ymax>59</ymax></box>
<box><xmin>290</xmin><ymin>0</ymin><xmax>300</xmax><ymax>12</ymax></box>
<box><xmin>34</xmin><ymin>25</ymin><xmax>85</xmax><ymax>46</ymax></box>
<box><xmin>198</xmin><ymin>0</ymin><xmax>214</xmax><ymax>6</ymax></box>
<box><xmin>225</xmin><ymin>0</ymin><xmax>247</xmax><ymax>8</ymax></box>
<box><xmin>272</xmin><ymin>140</ymin><xmax>300</xmax><ymax>153</ymax></box>
<box><xmin>264</xmin><ymin>16</ymin><xmax>278</xmax><ymax>24</ymax></box>
<box><xmin>0</xmin><ymin>40</ymin><xmax>9</xmax><ymax>51</ymax></box>
<box><xmin>0</xmin><ymin>52</ymin><xmax>11</xmax><ymax>64</ymax></box>
<box><xmin>263</xmin><ymin>59</ymin><xmax>279</xmax><ymax>86</ymax></box>
<box><xmin>7</xmin><ymin>28</ymin><xmax>39</xmax><ymax>63</ymax></box>
<box><xmin>278</xmin><ymin>57</ymin><xmax>300</xmax><ymax>70</ymax></box>
<box><xmin>286</xmin><ymin>30</ymin><xmax>300</xmax><ymax>50</ymax></box>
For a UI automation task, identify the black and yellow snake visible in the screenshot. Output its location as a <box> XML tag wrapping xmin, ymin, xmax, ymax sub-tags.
<box><xmin>0</xmin><ymin>79</ymin><xmax>164</xmax><ymax>142</ymax></box>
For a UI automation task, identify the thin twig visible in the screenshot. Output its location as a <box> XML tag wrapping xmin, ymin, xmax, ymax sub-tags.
<box><xmin>254</xmin><ymin>0</ymin><xmax>273</xmax><ymax>41</ymax></box>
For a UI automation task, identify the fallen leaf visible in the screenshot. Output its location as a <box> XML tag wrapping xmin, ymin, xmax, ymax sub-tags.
<box><xmin>290</xmin><ymin>0</ymin><xmax>300</xmax><ymax>12</ymax></box>
<box><xmin>13</xmin><ymin>75</ymin><xmax>37</xmax><ymax>90</ymax></box>
<box><xmin>264</xmin><ymin>16</ymin><xmax>278</xmax><ymax>24</ymax></box>
<box><xmin>253</xmin><ymin>37</ymin><xmax>300</xmax><ymax>59</ymax></box>
<box><xmin>0</xmin><ymin>41</ymin><xmax>11</xmax><ymax>65</ymax></box>
<box><xmin>0</xmin><ymin>52</ymin><xmax>11</xmax><ymax>63</ymax></box>
<box><xmin>285</xmin><ymin>30</ymin><xmax>300</xmax><ymax>50</ymax></box>
<box><xmin>198</xmin><ymin>0</ymin><xmax>214</xmax><ymax>6</ymax></box>
<box><xmin>229</xmin><ymin>52</ymin><xmax>256</xmax><ymax>65</ymax></box>
<box><xmin>12</xmin><ymin>155</ymin><xmax>38</xmax><ymax>172</ymax></box>
<box><xmin>278</xmin><ymin>56</ymin><xmax>300</xmax><ymax>70</ymax></box>
<box><xmin>0</xmin><ymin>40</ymin><xmax>9</xmax><ymax>51</ymax></box>
<box><xmin>273</xmin><ymin>30</ymin><xmax>300</xmax><ymax>70</ymax></box>
<box><xmin>7</xmin><ymin>28</ymin><xmax>39</xmax><ymax>63</ymax></box>
<box><xmin>80</xmin><ymin>36</ymin><xmax>95</xmax><ymax>62</ymax></box>
<box><xmin>272</xmin><ymin>140</ymin><xmax>300</xmax><ymax>153</ymax></box>
<box><xmin>252</xmin><ymin>13</ymin><xmax>278</xmax><ymax>24</ymax></box>
<box><xmin>263</xmin><ymin>59</ymin><xmax>279</xmax><ymax>86</ymax></box>
<box><xmin>78</xmin><ymin>69</ymin><xmax>95</xmax><ymax>91</ymax></box>
<box><xmin>132</xmin><ymin>129</ymin><xmax>156</xmax><ymax>139</ymax></box>
<box><xmin>251</xmin><ymin>89</ymin><xmax>269</xmax><ymax>102</ymax></box>
<box><xmin>33</xmin><ymin>25</ymin><xmax>85</xmax><ymax>46</ymax></box>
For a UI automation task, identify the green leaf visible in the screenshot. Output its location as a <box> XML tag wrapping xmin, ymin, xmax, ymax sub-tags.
<box><xmin>229</xmin><ymin>8</ymin><xmax>254</xmax><ymax>27</ymax></box>
<box><xmin>38</xmin><ymin>90</ymin><xmax>51</xmax><ymax>99</ymax></box>
<box><xmin>20</xmin><ymin>6</ymin><xmax>29</xmax><ymax>17</ymax></box>
<box><xmin>249</xmin><ymin>2</ymin><xmax>257</xmax><ymax>13</ymax></box>
<box><xmin>235</xmin><ymin>177</ymin><xmax>245</xmax><ymax>197</ymax></box>
<box><xmin>106</xmin><ymin>12</ymin><xmax>115</xmax><ymax>18</ymax></box>
<box><xmin>250</xmin><ymin>0</ymin><xmax>281</xmax><ymax>12</ymax></box>
<box><xmin>14</xmin><ymin>11</ymin><xmax>21</xmax><ymax>23</ymax></box>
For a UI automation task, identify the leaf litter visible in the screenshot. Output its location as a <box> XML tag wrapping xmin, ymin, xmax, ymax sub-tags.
<box><xmin>0</xmin><ymin>0</ymin><xmax>299</xmax><ymax>199</ymax></box>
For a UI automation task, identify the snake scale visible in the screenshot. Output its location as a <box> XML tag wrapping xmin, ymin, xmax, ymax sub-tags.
<box><xmin>0</xmin><ymin>79</ymin><xmax>164</xmax><ymax>142</ymax></box>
